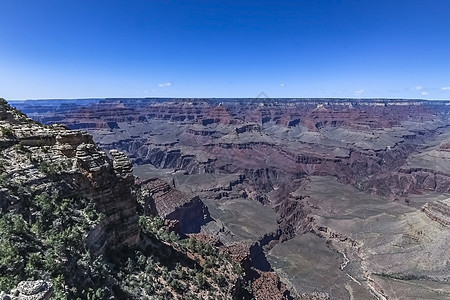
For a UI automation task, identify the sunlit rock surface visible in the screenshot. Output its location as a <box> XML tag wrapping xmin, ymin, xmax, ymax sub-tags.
<box><xmin>11</xmin><ymin>97</ymin><xmax>450</xmax><ymax>298</ymax></box>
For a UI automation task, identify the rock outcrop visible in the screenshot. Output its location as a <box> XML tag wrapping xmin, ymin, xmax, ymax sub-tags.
<box><xmin>251</xmin><ymin>271</ymin><xmax>292</xmax><ymax>300</ymax></box>
<box><xmin>137</xmin><ymin>178</ymin><xmax>211</xmax><ymax>233</ymax></box>
<box><xmin>422</xmin><ymin>199</ymin><xmax>450</xmax><ymax>226</ymax></box>
<box><xmin>1</xmin><ymin>98</ymin><xmax>140</xmax><ymax>274</ymax></box>
<box><xmin>78</xmin><ymin>145</ymin><xmax>140</xmax><ymax>255</ymax></box>
<box><xmin>0</xmin><ymin>281</ymin><xmax>53</xmax><ymax>300</ymax></box>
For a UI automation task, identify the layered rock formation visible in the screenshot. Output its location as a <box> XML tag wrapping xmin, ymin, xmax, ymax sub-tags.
<box><xmin>1</xmin><ymin>98</ymin><xmax>247</xmax><ymax>299</ymax></box>
<box><xmin>78</xmin><ymin>145</ymin><xmax>140</xmax><ymax>256</ymax></box>
<box><xmin>15</xmin><ymin>98</ymin><xmax>450</xmax><ymax>202</ymax></box>
<box><xmin>9</xmin><ymin>97</ymin><xmax>450</xmax><ymax>299</ymax></box>
<box><xmin>422</xmin><ymin>199</ymin><xmax>450</xmax><ymax>226</ymax></box>
<box><xmin>137</xmin><ymin>177</ymin><xmax>212</xmax><ymax>233</ymax></box>
<box><xmin>0</xmin><ymin>98</ymin><xmax>140</xmax><ymax>256</ymax></box>
<box><xmin>1</xmin><ymin>99</ymin><xmax>142</xmax><ymax>296</ymax></box>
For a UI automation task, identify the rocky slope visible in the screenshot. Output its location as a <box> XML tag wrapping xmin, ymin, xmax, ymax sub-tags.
<box><xmin>0</xmin><ymin>99</ymin><xmax>246</xmax><ymax>299</ymax></box>
<box><xmin>0</xmin><ymin>98</ymin><xmax>140</xmax><ymax>256</ymax></box>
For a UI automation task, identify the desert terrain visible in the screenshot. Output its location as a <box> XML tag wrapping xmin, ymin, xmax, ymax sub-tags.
<box><xmin>11</xmin><ymin>98</ymin><xmax>450</xmax><ymax>299</ymax></box>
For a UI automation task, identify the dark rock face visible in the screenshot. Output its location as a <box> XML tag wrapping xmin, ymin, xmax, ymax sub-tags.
<box><xmin>137</xmin><ymin>178</ymin><xmax>212</xmax><ymax>233</ymax></box>
<box><xmin>78</xmin><ymin>146</ymin><xmax>140</xmax><ymax>256</ymax></box>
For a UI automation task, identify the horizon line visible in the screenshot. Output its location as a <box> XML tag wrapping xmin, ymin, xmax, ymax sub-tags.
<box><xmin>6</xmin><ymin>97</ymin><xmax>450</xmax><ymax>102</ymax></box>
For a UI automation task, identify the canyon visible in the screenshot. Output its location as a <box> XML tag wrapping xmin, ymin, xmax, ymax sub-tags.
<box><xmin>7</xmin><ymin>97</ymin><xmax>450</xmax><ymax>299</ymax></box>
<box><xmin>0</xmin><ymin>99</ymin><xmax>243</xmax><ymax>299</ymax></box>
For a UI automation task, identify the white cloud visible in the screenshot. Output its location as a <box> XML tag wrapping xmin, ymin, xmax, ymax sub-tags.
<box><xmin>421</xmin><ymin>91</ymin><xmax>428</xmax><ymax>95</ymax></box>
<box><xmin>280</xmin><ymin>83</ymin><xmax>285</xmax><ymax>87</ymax></box>
<box><xmin>354</xmin><ymin>89</ymin><xmax>364</xmax><ymax>96</ymax></box>
<box><xmin>442</xmin><ymin>87</ymin><xmax>450</xmax><ymax>90</ymax></box>
<box><xmin>415</xmin><ymin>86</ymin><xmax>423</xmax><ymax>90</ymax></box>
<box><xmin>158</xmin><ymin>82</ymin><xmax>172</xmax><ymax>87</ymax></box>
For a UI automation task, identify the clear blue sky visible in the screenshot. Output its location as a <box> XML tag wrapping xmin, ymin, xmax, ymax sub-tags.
<box><xmin>1</xmin><ymin>0</ymin><xmax>450</xmax><ymax>100</ymax></box>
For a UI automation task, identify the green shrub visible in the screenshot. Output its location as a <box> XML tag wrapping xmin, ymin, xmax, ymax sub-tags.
<box><xmin>1</xmin><ymin>127</ymin><xmax>14</xmax><ymax>138</ymax></box>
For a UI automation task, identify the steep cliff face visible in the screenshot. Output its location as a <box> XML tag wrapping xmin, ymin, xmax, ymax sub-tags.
<box><xmin>0</xmin><ymin>98</ymin><xmax>140</xmax><ymax>256</ymax></box>
<box><xmin>1</xmin><ymin>99</ymin><xmax>246</xmax><ymax>299</ymax></box>
<box><xmin>0</xmin><ymin>98</ymin><xmax>141</xmax><ymax>296</ymax></box>
<box><xmin>77</xmin><ymin>146</ymin><xmax>140</xmax><ymax>256</ymax></box>
<box><xmin>363</xmin><ymin>134</ymin><xmax>450</xmax><ymax>198</ymax></box>
<box><xmin>137</xmin><ymin>177</ymin><xmax>212</xmax><ymax>233</ymax></box>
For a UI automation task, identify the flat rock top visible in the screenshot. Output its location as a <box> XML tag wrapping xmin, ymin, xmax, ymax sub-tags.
<box><xmin>202</xmin><ymin>197</ymin><xmax>279</xmax><ymax>244</ymax></box>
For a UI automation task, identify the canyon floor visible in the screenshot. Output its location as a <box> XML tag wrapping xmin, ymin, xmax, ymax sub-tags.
<box><xmin>12</xmin><ymin>98</ymin><xmax>450</xmax><ymax>299</ymax></box>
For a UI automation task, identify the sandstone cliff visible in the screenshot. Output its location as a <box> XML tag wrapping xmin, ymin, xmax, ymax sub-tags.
<box><xmin>0</xmin><ymin>98</ymin><xmax>246</xmax><ymax>299</ymax></box>
<box><xmin>0</xmin><ymin>98</ymin><xmax>140</xmax><ymax>255</ymax></box>
<box><xmin>137</xmin><ymin>177</ymin><xmax>212</xmax><ymax>233</ymax></box>
<box><xmin>0</xmin><ymin>98</ymin><xmax>141</xmax><ymax>297</ymax></box>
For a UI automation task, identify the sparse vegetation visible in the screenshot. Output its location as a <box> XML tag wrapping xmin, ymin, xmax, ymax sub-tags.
<box><xmin>135</xmin><ymin>215</ymin><xmax>243</xmax><ymax>298</ymax></box>
<box><xmin>0</xmin><ymin>189</ymin><xmax>103</xmax><ymax>297</ymax></box>
<box><xmin>1</xmin><ymin>127</ymin><xmax>14</xmax><ymax>138</ymax></box>
<box><xmin>0</xmin><ymin>99</ymin><xmax>248</xmax><ymax>299</ymax></box>
<box><xmin>0</xmin><ymin>161</ymin><xmax>244</xmax><ymax>299</ymax></box>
